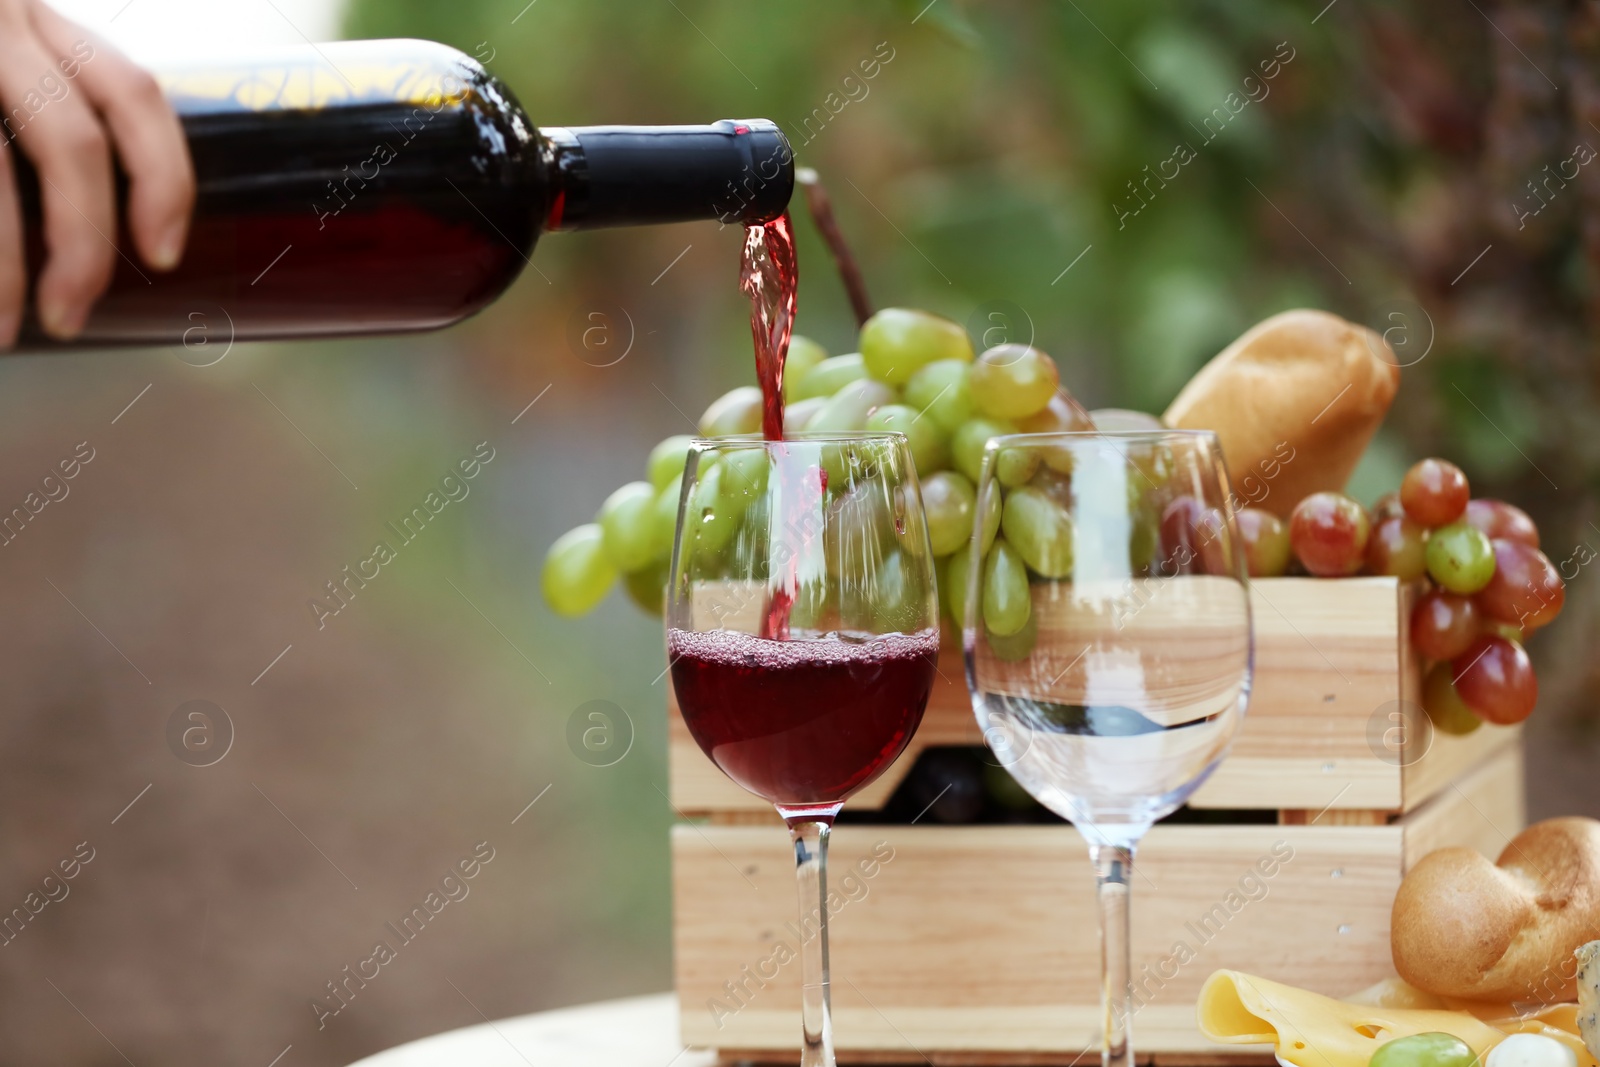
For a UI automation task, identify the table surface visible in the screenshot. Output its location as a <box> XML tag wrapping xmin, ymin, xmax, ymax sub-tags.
<box><xmin>349</xmin><ymin>993</ymin><xmax>716</xmax><ymax>1067</ymax></box>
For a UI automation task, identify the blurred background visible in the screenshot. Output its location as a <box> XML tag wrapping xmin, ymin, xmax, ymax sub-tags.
<box><xmin>3</xmin><ymin>0</ymin><xmax>1596</xmax><ymax>1063</ymax></box>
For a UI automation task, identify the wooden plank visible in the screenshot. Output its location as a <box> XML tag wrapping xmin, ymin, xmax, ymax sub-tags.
<box><xmin>1402</xmin><ymin>740</ymin><xmax>1526</xmax><ymax>870</ymax></box>
<box><xmin>673</xmin><ymin>823</ymin><xmax>1401</xmax><ymax>1056</ymax></box>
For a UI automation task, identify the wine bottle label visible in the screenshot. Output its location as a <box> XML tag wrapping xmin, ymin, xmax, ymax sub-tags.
<box><xmin>153</xmin><ymin>41</ymin><xmax>477</xmax><ymax>114</ymax></box>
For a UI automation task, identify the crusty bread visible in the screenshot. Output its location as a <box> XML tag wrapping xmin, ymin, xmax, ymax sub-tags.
<box><xmin>1391</xmin><ymin>818</ymin><xmax>1600</xmax><ymax>1003</ymax></box>
<box><xmin>1163</xmin><ymin>310</ymin><xmax>1401</xmax><ymax>518</ymax></box>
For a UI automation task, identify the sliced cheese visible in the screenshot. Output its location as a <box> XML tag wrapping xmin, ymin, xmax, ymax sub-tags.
<box><xmin>1348</xmin><ymin>975</ymin><xmax>1591</xmax><ymax>1048</ymax></box>
<box><xmin>1200</xmin><ymin>970</ymin><xmax>1507</xmax><ymax>1067</ymax></box>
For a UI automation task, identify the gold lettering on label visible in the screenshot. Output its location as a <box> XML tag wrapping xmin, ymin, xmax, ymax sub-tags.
<box><xmin>157</xmin><ymin>63</ymin><xmax>472</xmax><ymax>111</ymax></box>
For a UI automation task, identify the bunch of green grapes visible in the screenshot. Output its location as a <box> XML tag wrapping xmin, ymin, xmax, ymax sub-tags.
<box><xmin>541</xmin><ymin>307</ymin><xmax>1094</xmax><ymax>636</ymax></box>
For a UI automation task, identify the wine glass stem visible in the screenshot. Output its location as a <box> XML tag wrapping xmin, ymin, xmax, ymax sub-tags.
<box><xmin>789</xmin><ymin>819</ymin><xmax>836</xmax><ymax>1067</ymax></box>
<box><xmin>1089</xmin><ymin>842</ymin><xmax>1136</xmax><ymax>1067</ymax></box>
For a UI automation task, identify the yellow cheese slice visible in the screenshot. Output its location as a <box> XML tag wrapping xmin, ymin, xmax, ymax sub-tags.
<box><xmin>1199</xmin><ymin>971</ymin><xmax>1598</xmax><ymax>1067</ymax></box>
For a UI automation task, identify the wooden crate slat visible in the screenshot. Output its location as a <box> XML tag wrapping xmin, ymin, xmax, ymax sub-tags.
<box><xmin>672</xmin><ymin>742</ymin><xmax>1524</xmax><ymax>1060</ymax></box>
<box><xmin>1401</xmin><ymin>741</ymin><xmax>1525</xmax><ymax>869</ymax></box>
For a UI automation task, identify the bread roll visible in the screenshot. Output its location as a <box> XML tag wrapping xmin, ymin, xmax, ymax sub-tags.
<box><xmin>1391</xmin><ymin>818</ymin><xmax>1600</xmax><ymax>1003</ymax></box>
<box><xmin>1163</xmin><ymin>310</ymin><xmax>1401</xmax><ymax>519</ymax></box>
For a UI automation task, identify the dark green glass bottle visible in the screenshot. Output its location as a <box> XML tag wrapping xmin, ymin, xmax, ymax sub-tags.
<box><xmin>13</xmin><ymin>39</ymin><xmax>793</xmax><ymax>349</ymax></box>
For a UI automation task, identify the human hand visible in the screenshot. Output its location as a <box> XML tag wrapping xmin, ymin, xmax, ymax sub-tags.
<box><xmin>0</xmin><ymin>0</ymin><xmax>194</xmax><ymax>345</ymax></box>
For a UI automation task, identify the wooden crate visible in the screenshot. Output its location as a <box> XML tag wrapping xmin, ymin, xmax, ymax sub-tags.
<box><xmin>667</xmin><ymin>577</ymin><xmax>1528</xmax><ymax>1063</ymax></box>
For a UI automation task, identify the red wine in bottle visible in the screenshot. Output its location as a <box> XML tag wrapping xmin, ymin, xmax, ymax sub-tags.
<box><xmin>11</xmin><ymin>39</ymin><xmax>794</xmax><ymax>350</ymax></box>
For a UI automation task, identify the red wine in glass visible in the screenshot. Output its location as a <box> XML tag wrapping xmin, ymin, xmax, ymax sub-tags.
<box><xmin>669</xmin><ymin>627</ymin><xmax>939</xmax><ymax>811</ymax></box>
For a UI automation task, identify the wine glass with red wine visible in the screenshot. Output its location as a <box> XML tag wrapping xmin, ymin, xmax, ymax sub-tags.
<box><xmin>964</xmin><ymin>430</ymin><xmax>1253</xmax><ymax>1067</ymax></box>
<box><xmin>668</xmin><ymin>431</ymin><xmax>940</xmax><ymax>1067</ymax></box>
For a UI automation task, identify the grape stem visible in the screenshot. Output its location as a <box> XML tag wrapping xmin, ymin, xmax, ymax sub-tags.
<box><xmin>797</xmin><ymin>168</ymin><xmax>874</xmax><ymax>327</ymax></box>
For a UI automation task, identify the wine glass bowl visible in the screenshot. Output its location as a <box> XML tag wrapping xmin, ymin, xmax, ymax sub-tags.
<box><xmin>964</xmin><ymin>429</ymin><xmax>1253</xmax><ymax>1067</ymax></box>
<box><xmin>667</xmin><ymin>431</ymin><xmax>940</xmax><ymax>1067</ymax></box>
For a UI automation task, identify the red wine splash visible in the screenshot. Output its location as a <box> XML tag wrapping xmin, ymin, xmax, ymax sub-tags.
<box><xmin>740</xmin><ymin>212</ymin><xmax>798</xmax><ymax>442</ymax></box>
<box><xmin>740</xmin><ymin>212</ymin><xmax>812</xmax><ymax>640</ymax></box>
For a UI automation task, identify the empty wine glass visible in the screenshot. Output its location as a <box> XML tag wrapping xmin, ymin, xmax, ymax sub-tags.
<box><xmin>962</xmin><ymin>430</ymin><xmax>1253</xmax><ymax>1067</ymax></box>
<box><xmin>667</xmin><ymin>431</ymin><xmax>941</xmax><ymax>1067</ymax></box>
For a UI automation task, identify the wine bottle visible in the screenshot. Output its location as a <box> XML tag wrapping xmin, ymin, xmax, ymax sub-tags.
<box><xmin>11</xmin><ymin>39</ymin><xmax>794</xmax><ymax>350</ymax></box>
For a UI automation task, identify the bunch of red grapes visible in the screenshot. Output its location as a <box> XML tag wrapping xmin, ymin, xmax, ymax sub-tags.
<box><xmin>1231</xmin><ymin>459</ymin><xmax>1563</xmax><ymax>733</ymax></box>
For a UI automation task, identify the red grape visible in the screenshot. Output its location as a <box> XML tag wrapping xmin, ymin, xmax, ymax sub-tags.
<box><xmin>1463</xmin><ymin>499</ymin><xmax>1539</xmax><ymax>549</ymax></box>
<box><xmin>1289</xmin><ymin>492</ymin><xmax>1370</xmax><ymax>577</ymax></box>
<box><xmin>1159</xmin><ymin>496</ymin><xmax>1206</xmax><ymax>574</ymax></box>
<box><xmin>1373</xmin><ymin>492</ymin><xmax>1406</xmax><ymax>521</ymax></box>
<box><xmin>1451</xmin><ymin>635</ymin><xmax>1537</xmax><ymax>725</ymax></box>
<box><xmin>1410</xmin><ymin>590</ymin><xmax>1481</xmax><ymax>661</ymax></box>
<box><xmin>1422</xmin><ymin>661</ymin><xmax>1482</xmax><ymax>736</ymax></box>
<box><xmin>1476</xmin><ymin>539</ymin><xmax>1564</xmax><ymax>631</ymax></box>
<box><xmin>1236</xmin><ymin>508</ymin><xmax>1291</xmax><ymax>577</ymax></box>
<box><xmin>1366</xmin><ymin>515</ymin><xmax>1429</xmax><ymax>581</ymax></box>
<box><xmin>1400</xmin><ymin>458</ymin><xmax>1470</xmax><ymax>527</ymax></box>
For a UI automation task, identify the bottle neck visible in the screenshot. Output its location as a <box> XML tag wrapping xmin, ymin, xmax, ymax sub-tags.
<box><xmin>539</xmin><ymin>119</ymin><xmax>793</xmax><ymax>232</ymax></box>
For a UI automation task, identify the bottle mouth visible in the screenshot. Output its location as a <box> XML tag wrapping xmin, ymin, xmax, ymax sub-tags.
<box><xmin>541</xmin><ymin>119</ymin><xmax>794</xmax><ymax>231</ymax></box>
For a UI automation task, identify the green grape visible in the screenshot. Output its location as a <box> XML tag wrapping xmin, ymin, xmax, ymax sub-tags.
<box><xmin>717</xmin><ymin>449</ymin><xmax>770</xmax><ymax>507</ymax></box>
<box><xmin>903</xmin><ymin>359</ymin><xmax>974</xmax><ymax>433</ymax></box>
<box><xmin>783</xmin><ymin>396</ymin><xmax>826</xmax><ymax>434</ymax></box>
<box><xmin>952</xmin><ymin>416</ymin><xmax>1017</xmax><ymax>484</ymax></box>
<box><xmin>865</xmin><ymin>403</ymin><xmax>949</xmax><ymax>473</ymax></box>
<box><xmin>698</xmin><ymin>386</ymin><xmax>763</xmax><ymax>437</ymax></box>
<box><xmin>542</xmin><ymin>524</ymin><xmax>618</xmax><ymax>616</ymax></box>
<box><xmin>787</xmin><ymin>580</ymin><xmax>834</xmax><ymax>634</ymax></box>
<box><xmin>986</xmin><ymin>606</ymin><xmax>1037</xmax><ymax>662</ymax></box>
<box><xmin>982</xmin><ymin>538</ymin><xmax>1031</xmax><ymax>637</ymax></box>
<box><xmin>942</xmin><ymin>544</ymin><xmax>974</xmax><ymax>626</ymax></box>
<box><xmin>922</xmin><ymin>471</ymin><xmax>977</xmax><ymax>556</ymax></box>
<box><xmin>869</xmin><ymin>550</ymin><xmax>929</xmax><ymax>634</ymax></box>
<box><xmin>1001</xmin><ymin>486</ymin><xmax>1074</xmax><ymax>578</ymax></box>
<box><xmin>647</xmin><ymin>435</ymin><xmax>696</xmax><ymax>491</ymax></box>
<box><xmin>792</xmin><ymin>352</ymin><xmax>868</xmax><ymax>401</ymax></box>
<box><xmin>979</xmin><ymin>485</ymin><xmax>1001</xmax><ymax>555</ymax></box>
<box><xmin>969</xmin><ymin>344</ymin><xmax>1060</xmax><ymax>420</ymax></box>
<box><xmin>1130</xmin><ymin>503</ymin><xmax>1160</xmax><ymax>573</ymax></box>
<box><xmin>597</xmin><ymin>480</ymin><xmax>662</xmax><ymax>571</ymax></box>
<box><xmin>808</xmin><ymin>378</ymin><xmax>897</xmax><ymax>433</ymax></box>
<box><xmin>623</xmin><ymin>561</ymin><xmax>668</xmax><ymax>615</ymax></box>
<box><xmin>1422</xmin><ymin>661</ymin><xmax>1482</xmax><ymax>737</ymax></box>
<box><xmin>1368</xmin><ymin>1034</ymin><xmax>1479</xmax><ymax>1067</ymax></box>
<box><xmin>1425</xmin><ymin>521</ymin><xmax>1496</xmax><ymax>594</ymax></box>
<box><xmin>996</xmin><ymin>446</ymin><xmax>1040</xmax><ymax>488</ymax></box>
<box><xmin>685</xmin><ymin>463</ymin><xmax>739</xmax><ymax>554</ymax></box>
<box><xmin>652</xmin><ymin>474</ymin><xmax>683</xmax><ymax>559</ymax></box>
<box><xmin>783</xmin><ymin>336</ymin><xmax>829</xmax><ymax>402</ymax></box>
<box><xmin>859</xmin><ymin>307</ymin><xmax>974</xmax><ymax>385</ymax></box>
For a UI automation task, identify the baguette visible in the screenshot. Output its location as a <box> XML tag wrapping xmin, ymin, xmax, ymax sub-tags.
<box><xmin>1163</xmin><ymin>310</ymin><xmax>1401</xmax><ymax>518</ymax></box>
<box><xmin>1391</xmin><ymin>818</ymin><xmax>1600</xmax><ymax>1003</ymax></box>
